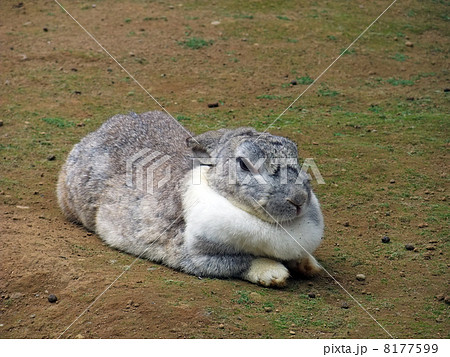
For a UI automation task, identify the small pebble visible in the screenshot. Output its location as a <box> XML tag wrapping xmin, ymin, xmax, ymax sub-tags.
<box><xmin>48</xmin><ymin>294</ymin><xmax>58</xmax><ymax>303</ymax></box>
<box><xmin>289</xmin><ymin>330</ymin><xmax>296</xmax><ymax>335</ymax></box>
<box><xmin>47</xmin><ymin>155</ymin><xmax>56</xmax><ymax>161</ymax></box>
<box><xmin>435</xmin><ymin>293</ymin><xmax>444</xmax><ymax>301</ymax></box>
<box><xmin>426</xmin><ymin>245</ymin><xmax>435</xmax><ymax>250</ymax></box>
<box><xmin>207</xmin><ymin>102</ymin><xmax>219</xmax><ymax>108</ymax></box>
<box><xmin>445</xmin><ymin>296</ymin><xmax>450</xmax><ymax>305</ymax></box>
<box><xmin>389</xmin><ymin>179</ymin><xmax>396</xmax><ymax>184</ymax></box>
<box><xmin>356</xmin><ymin>274</ymin><xmax>366</xmax><ymax>281</ymax></box>
<box><xmin>405</xmin><ymin>41</ymin><xmax>414</xmax><ymax>47</ymax></box>
<box><xmin>341</xmin><ymin>301</ymin><xmax>349</xmax><ymax>309</ymax></box>
<box><xmin>30</xmin><ymin>314</ymin><xmax>36</xmax><ymax>318</ymax></box>
<box><xmin>307</xmin><ymin>292</ymin><xmax>316</xmax><ymax>299</ymax></box>
<box><xmin>264</xmin><ymin>306</ymin><xmax>272</xmax><ymax>312</ymax></box>
<box><xmin>343</xmin><ymin>221</ymin><xmax>350</xmax><ymax>227</ymax></box>
<box><xmin>405</xmin><ymin>244</ymin><xmax>415</xmax><ymax>251</ymax></box>
<box><xmin>418</xmin><ymin>223</ymin><xmax>428</xmax><ymax>228</ymax></box>
<box><xmin>75</xmin><ymin>334</ymin><xmax>84</xmax><ymax>339</ymax></box>
<box><xmin>381</xmin><ymin>236</ymin><xmax>390</xmax><ymax>243</ymax></box>
<box><xmin>218</xmin><ymin>323</ymin><xmax>225</xmax><ymax>329</ymax></box>
<box><xmin>290</xmin><ymin>79</ymin><xmax>297</xmax><ymax>85</ymax></box>
<box><xmin>211</xmin><ymin>21</ymin><xmax>221</xmax><ymax>26</ymax></box>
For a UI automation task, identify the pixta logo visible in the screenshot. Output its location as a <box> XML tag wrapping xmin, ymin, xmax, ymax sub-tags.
<box><xmin>126</xmin><ymin>148</ymin><xmax>171</xmax><ymax>194</ymax></box>
<box><xmin>127</xmin><ymin>148</ymin><xmax>325</xmax><ymax>195</ymax></box>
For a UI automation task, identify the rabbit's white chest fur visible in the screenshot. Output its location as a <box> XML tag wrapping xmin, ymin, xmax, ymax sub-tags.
<box><xmin>182</xmin><ymin>166</ymin><xmax>323</xmax><ymax>261</ymax></box>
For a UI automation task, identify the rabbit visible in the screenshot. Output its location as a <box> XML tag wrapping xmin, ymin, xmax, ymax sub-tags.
<box><xmin>57</xmin><ymin>111</ymin><xmax>324</xmax><ymax>287</ymax></box>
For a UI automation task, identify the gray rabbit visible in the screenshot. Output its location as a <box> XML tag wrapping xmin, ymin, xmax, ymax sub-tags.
<box><xmin>57</xmin><ymin>111</ymin><xmax>324</xmax><ymax>287</ymax></box>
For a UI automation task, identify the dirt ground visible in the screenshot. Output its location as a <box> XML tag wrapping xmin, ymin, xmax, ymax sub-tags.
<box><xmin>0</xmin><ymin>0</ymin><xmax>449</xmax><ymax>339</ymax></box>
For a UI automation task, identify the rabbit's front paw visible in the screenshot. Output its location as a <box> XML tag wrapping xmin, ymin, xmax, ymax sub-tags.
<box><xmin>287</xmin><ymin>255</ymin><xmax>322</xmax><ymax>277</ymax></box>
<box><xmin>244</xmin><ymin>258</ymin><xmax>289</xmax><ymax>287</ymax></box>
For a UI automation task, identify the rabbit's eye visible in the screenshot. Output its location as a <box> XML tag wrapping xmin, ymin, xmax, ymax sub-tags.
<box><xmin>238</xmin><ymin>157</ymin><xmax>250</xmax><ymax>171</ymax></box>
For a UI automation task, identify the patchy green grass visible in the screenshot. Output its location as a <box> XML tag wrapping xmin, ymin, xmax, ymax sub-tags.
<box><xmin>297</xmin><ymin>75</ymin><xmax>314</xmax><ymax>85</ymax></box>
<box><xmin>143</xmin><ymin>16</ymin><xmax>167</xmax><ymax>21</ymax></box>
<box><xmin>386</xmin><ymin>78</ymin><xmax>415</xmax><ymax>86</ymax></box>
<box><xmin>41</xmin><ymin>117</ymin><xmax>75</xmax><ymax>128</ymax></box>
<box><xmin>176</xmin><ymin>114</ymin><xmax>191</xmax><ymax>121</ymax></box>
<box><xmin>257</xmin><ymin>94</ymin><xmax>283</xmax><ymax>100</ymax></box>
<box><xmin>318</xmin><ymin>88</ymin><xmax>339</xmax><ymax>97</ymax></box>
<box><xmin>233</xmin><ymin>290</ymin><xmax>254</xmax><ymax>306</ymax></box>
<box><xmin>368</xmin><ymin>105</ymin><xmax>383</xmax><ymax>113</ymax></box>
<box><xmin>340</xmin><ymin>48</ymin><xmax>356</xmax><ymax>55</ymax></box>
<box><xmin>178</xmin><ymin>37</ymin><xmax>213</xmax><ymax>49</ymax></box>
<box><xmin>391</xmin><ymin>53</ymin><xmax>409</xmax><ymax>62</ymax></box>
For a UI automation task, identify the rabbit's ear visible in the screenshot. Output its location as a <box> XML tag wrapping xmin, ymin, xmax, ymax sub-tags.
<box><xmin>186</xmin><ymin>129</ymin><xmax>229</xmax><ymax>157</ymax></box>
<box><xmin>187</xmin><ymin>127</ymin><xmax>258</xmax><ymax>157</ymax></box>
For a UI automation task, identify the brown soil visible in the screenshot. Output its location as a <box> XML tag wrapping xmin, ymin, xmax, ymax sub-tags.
<box><xmin>0</xmin><ymin>0</ymin><xmax>448</xmax><ymax>339</ymax></box>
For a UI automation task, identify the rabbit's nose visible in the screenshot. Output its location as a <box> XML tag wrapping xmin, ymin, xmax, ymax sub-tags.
<box><xmin>286</xmin><ymin>198</ymin><xmax>302</xmax><ymax>216</ymax></box>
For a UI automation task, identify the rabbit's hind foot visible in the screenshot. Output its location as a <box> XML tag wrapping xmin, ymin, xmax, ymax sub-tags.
<box><xmin>287</xmin><ymin>255</ymin><xmax>322</xmax><ymax>277</ymax></box>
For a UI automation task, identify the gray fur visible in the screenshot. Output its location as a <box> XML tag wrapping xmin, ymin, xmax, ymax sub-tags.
<box><xmin>57</xmin><ymin>111</ymin><xmax>324</xmax><ymax>283</ymax></box>
<box><xmin>182</xmin><ymin>238</ymin><xmax>253</xmax><ymax>278</ymax></box>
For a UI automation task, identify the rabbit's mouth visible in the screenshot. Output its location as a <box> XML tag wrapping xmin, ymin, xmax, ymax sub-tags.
<box><xmin>286</xmin><ymin>198</ymin><xmax>303</xmax><ymax>217</ymax></box>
